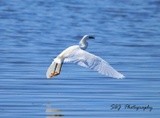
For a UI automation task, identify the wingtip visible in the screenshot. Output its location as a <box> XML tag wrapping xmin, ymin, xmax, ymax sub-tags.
<box><xmin>117</xmin><ymin>74</ymin><xmax>125</xmax><ymax>79</ymax></box>
<box><xmin>46</xmin><ymin>72</ymin><xmax>51</xmax><ymax>79</ymax></box>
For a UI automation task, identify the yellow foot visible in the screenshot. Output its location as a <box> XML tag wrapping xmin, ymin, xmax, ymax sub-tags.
<box><xmin>49</xmin><ymin>72</ymin><xmax>59</xmax><ymax>78</ymax></box>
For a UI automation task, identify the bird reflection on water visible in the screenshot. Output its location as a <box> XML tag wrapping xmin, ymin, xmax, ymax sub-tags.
<box><xmin>46</xmin><ymin>104</ymin><xmax>64</xmax><ymax>118</ymax></box>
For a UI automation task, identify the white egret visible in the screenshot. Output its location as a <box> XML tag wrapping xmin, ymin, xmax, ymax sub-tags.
<box><xmin>46</xmin><ymin>35</ymin><xmax>125</xmax><ymax>79</ymax></box>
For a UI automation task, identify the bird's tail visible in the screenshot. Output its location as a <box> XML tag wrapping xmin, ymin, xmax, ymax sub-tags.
<box><xmin>46</xmin><ymin>61</ymin><xmax>63</xmax><ymax>78</ymax></box>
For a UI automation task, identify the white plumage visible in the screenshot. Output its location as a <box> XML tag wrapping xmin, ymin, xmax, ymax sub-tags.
<box><xmin>46</xmin><ymin>35</ymin><xmax>125</xmax><ymax>79</ymax></box>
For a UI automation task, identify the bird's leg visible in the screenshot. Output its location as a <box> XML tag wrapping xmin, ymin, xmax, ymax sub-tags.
<box><xmin>55</xmin><ymin>63</ymin><xmax>62</xmax><ymax>75</ymax></box>
<box><xmin>50</xmin><ymin>63</ymin><xmax>62</xmax><ymax>78</ymax></box>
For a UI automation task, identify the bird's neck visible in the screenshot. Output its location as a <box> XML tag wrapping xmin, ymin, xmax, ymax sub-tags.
<box><xmin>79</xmin><ymin>38</ymin><xmax>88</xmax><ymax>50</ymax></box>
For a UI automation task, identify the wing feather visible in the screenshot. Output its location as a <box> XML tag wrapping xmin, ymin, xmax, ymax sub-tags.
<box><xmin>64</xmin><ymin>48</ymin><xmax>125</xmax><ymax>79</ymax></box>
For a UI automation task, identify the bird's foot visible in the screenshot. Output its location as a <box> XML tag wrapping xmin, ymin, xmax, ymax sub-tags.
<box><xmin>49</xmin><ymin>72</ymin><xmax>59</xmax><ymax>78</ymax></box>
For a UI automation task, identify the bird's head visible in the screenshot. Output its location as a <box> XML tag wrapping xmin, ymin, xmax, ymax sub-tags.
<box><xmin>82</xmin><ymin>35</ymin><xmax>95</xmax><ymax>40</ymax></box>
<box><xmin>79</xmin><ymin>35</ymin><xmax>95</xmax><ymax>50</ymax></box>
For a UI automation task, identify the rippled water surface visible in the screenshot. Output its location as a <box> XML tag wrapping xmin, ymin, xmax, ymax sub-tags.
<box><xmin>0</xmin><ymin>0</ymin><xmax>160</xmax><ymax>117</ymax></box>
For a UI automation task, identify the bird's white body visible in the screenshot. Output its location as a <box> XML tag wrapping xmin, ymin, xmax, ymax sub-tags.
<box><xmin>57</xmin><ymin>45</ymin><xmax>79</xmax><ymax>60</ymax></box>
<box><xmin>46</xmin><ymin>35</ymin><xmax>125</xmax><ymax>79</ymax></box>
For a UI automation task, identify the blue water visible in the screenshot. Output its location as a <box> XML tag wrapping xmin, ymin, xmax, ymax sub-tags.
<box><xmin>0</xmin><ymin>0</ymin><xmax>160</xmax><ymax>117</ymax></box>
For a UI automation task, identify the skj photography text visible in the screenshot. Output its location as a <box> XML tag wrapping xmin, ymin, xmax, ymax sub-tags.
<box><xmin>110</xmin><ymin>104</ymin><xmax>153</xmax><ymax>112</ymax></box>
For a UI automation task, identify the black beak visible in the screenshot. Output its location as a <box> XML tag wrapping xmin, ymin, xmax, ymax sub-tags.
<box><xmin>89</xmin><ymin>36</ymin><xmax>95</xmax><ymax>39</ymax></box>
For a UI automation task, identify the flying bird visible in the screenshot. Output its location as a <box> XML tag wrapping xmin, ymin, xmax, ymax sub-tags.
<box><xmin>46</xmin><ymin>35</ymin><xmax>125</xmax><ymax>79</ymax></box>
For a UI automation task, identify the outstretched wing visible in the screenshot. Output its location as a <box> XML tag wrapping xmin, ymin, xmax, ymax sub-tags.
<box><xmin>64</xmin><ymin>48</ymin><xmax>125</xmax><ymax>79</ymax></box>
